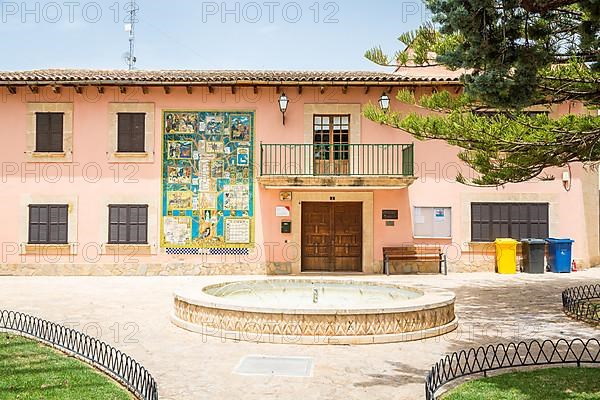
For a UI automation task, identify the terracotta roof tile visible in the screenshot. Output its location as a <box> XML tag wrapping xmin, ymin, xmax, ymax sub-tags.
<box><xmin>394</xmin><ymin>65</ymin><xmax>466</xmax><ymax>81</ymax></box>
<box><xmin>0</xmin><ymin>69</ymin><xmax>462</xmax><ymax>85</ymax></box>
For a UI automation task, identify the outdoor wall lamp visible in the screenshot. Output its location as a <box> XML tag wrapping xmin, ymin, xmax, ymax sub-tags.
<box><xmin>378</xmin><ymin>92</ymin><xmax>391</xmax><ymax>112</ymax></box>
<box><xmin>562</xmin><ymin>168</ymin><xmax>572</xmax><ymax>192</ymax></box>
<box><xmin>279</xmin><ymin>92</ymin><xmax>289</xmax><ymax>125</ymax></box>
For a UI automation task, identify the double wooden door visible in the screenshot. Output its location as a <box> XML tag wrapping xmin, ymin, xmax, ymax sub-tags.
<box><xmin>301</xmin><ymin>202</ymin><xmax>362</xmax><ymax>272</ymax></box>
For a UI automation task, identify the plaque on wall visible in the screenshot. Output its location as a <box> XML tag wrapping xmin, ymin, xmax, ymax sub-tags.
<box><xmin>275</xmin><ymin>206</ymin><xmax>290</xmax><ymax>217</ymax></box>
<box><xmin>382</xmin><ymin>210</ymin><xmax>399</xmax><ymax>220</ymax></box>
<box><xmin>279</xmin><ymin>191</ymin><xmax>292</xmax><ymax>201</ymax></box>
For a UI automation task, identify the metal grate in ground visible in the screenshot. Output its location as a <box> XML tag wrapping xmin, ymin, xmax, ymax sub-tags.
<box><xmin>233</xmin><ymin>355</ymin><xmax>314</xmax><ymax>378</ymax></box>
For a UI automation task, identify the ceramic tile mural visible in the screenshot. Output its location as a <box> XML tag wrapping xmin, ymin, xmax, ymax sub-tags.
<box><xmin>162</xmin><ymin>111</ymin><xmax>254</xmax><ymax>248</ymax></box>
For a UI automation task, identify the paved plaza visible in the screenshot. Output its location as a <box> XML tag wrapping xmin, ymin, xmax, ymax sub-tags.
<box><xmin>1</xmin><ymin>270</ymin><xmax>599</xmax><ymax>400</ymax></box>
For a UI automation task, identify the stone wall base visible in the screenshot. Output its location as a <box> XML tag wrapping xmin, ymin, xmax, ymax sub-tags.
<box><xmin>0</xmin><ymin>263</ymin><xmax>269</xmax><ymax>276</ymax></box>
<box><xmin>0</xmin><ymin>260</ymin><xmax>596</xmax><ymax>276</ymax></box>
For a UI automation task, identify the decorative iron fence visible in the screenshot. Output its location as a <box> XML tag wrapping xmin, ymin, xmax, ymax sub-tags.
<box><xmin>425</xmin><ymin>338</ymin><xmax>600</xmax><ymax>400</ymax></box>
<box><xmin>260</xmin><ymin>143</ymin><xmax>414</xmax><ymax>176</ymax></box>
<box><xmin>0</xmin><ymin>310</ymin><xmax>158</xmax><ymax>400</ymax></box>
<box><xmin>562</xmin><ymin>285</ymin><xmax>600</xmax><ymax>324</ymax></box>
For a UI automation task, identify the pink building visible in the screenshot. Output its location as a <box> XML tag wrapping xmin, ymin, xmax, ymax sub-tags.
<box><xmin>0</xmin><ymin>69</ymin><xmax>597</xmax><ymax>275</ymax></box>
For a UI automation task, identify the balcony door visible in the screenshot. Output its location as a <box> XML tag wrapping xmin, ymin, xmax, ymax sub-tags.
<box><xmin>301</xmin><ymin>202</ymin><xmax>362</xmax><ymax>272</ymax></box>
<box><xmin>313</xmin><ymin>115</ymin><xmax>350</xmax><ymax>175</ymax></box>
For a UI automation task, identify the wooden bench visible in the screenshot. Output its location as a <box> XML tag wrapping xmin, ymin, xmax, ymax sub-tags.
<box><xmin>383</xmin><ymin>245</ymin><xmax>448</xmax><ymax>275</ymax></box>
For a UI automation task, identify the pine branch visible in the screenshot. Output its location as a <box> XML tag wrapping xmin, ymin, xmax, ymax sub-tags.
<box><xmin>520</xmin><ymin>0</ymin><xmax>581</xmax><ymax>13</ymax></box>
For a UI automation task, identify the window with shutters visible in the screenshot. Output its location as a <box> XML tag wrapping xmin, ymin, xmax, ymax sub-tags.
<box><xmin>108</xmin><ymin>103</ymin><xmax>154</xmax><ymax>162</ymax></box>
<box><xmin>35</xmin><ymin>113</ymin><xmax>64</xmax><ymax>152</ymax></box>
<box><xmin>28</xmin><ymin>205</ymin><xmax>68</xmax><ymax>244</ymax></box>
<box><xmin>117</xmin><ymin>113</ymin><xmax>145</xmax><ymax>153</ymax></box>
<box><xmin>471</xmin><ymin>203</ymin><xmax>549</xmax><ymax>242</ymax></box>
<box><xmin>108</xmin><ymin>205</ymin><xmax>148</xmax><ymax>244</ymax></box>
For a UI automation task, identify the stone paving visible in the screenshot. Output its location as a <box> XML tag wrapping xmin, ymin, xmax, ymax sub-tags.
<box><xmin>1</xmin><ymin>270</ymin><xmax>599</xmax><ymax>400</ymax></box>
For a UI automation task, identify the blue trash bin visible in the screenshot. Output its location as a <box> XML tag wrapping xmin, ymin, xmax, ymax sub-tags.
<box><xmin>545</xmin><ymin>238</ymin><xmax>574</xmax><ymax>273</ymax></box>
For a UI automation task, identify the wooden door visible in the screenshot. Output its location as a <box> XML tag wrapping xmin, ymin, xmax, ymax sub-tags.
<box><xmin>332</xmin><ymin>203</ymin><xmax>362</xmax><ymax>272</ymax></box>
<box><xmin>301</xmin><ymin>202</ymin><xmax>362</xmax><ymax>272</ymax></box>
<box><xmin>301</xmin><ymin>202</ymin><xmax>332</xmax><ymax>272</ymax></box>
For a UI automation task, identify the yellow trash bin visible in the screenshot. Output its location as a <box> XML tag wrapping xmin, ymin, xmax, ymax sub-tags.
<box><xmin>495</xmin><ymin>238</ymin><xmax>518</xmax><ymax>274</ymax></box>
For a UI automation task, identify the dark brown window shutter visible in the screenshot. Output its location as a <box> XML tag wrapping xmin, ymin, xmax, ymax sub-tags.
<box><xmin>28</xmin><ymin>204</ymin><xmax>68</xmax><ymax>244</ymax></box>
<box><xmin>36</xmin><ymin>114</ymin><xmax>50</xmax><ymax>151</ymax></box>
<box><xmin>471</xmin><ymin>203</ymin><xmax>549</xmax><ymax>242</ymax></box>
<box><xmin>118</xmin><ymin>113</ymin><xmax>145</xmax><ymax>152</ymax></box>
<box><xmin>36</xmin><ymin>113</ymin><xmax>64</xmax><ymax>152</ymax></box>
<box><xmin>108</xmin><ymin>205</ymin><xmax>148</xmax><ymax>244</ymax></box>
<box><xmin>131</xmin><ymin>113</ymin><xmax>145</xmax><ymax>151</ymax></box>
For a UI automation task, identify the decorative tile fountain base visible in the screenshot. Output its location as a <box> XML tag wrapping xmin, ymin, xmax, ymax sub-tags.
<box><xmin>172</xmin><ymin>279</ymin><xmax>458</xmax><ymax>345</ymax></box>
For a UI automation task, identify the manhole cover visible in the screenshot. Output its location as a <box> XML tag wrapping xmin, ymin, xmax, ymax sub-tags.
<box><xmin>234</xmin><ymin>355</ymin><xmax>314</xmax><ymax>377</ymax></box>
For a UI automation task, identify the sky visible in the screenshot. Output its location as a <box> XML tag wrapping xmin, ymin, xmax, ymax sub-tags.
<box><xmin>0</xmin><ymin>0</ymin><xmax>430</xmax><ymax>71</ymax></box>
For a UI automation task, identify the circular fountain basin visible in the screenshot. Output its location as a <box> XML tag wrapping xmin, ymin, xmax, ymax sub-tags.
<box><xmin>172</xmin><ymin>279</ymin><xmax>457</xmax><ymax>345</ymax></box>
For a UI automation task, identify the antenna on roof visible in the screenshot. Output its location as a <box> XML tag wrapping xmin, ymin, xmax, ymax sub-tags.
<box><xmin>123</xmin><ymin>1</ymin><xmax>139</xmax><ymax>70</ymax></box>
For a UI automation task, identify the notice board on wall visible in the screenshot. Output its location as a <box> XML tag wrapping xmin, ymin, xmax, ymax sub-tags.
<box><xmin>413</xmin><ymin>207</ymin><xmax>451</xmax><ymax>238</ymax></box>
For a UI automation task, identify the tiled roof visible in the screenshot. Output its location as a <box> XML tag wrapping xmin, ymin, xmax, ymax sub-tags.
<box><xmin>0</xmin><ymin>69</ymin><xmax>462</xmax><ymax>85</ymax></box>
<box><xmin>394</xmin><ymin>65</ymin><xmax>466</xmax><ymax>81</ymax></box>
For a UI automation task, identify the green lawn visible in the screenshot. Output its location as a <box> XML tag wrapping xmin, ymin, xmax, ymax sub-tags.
<box><xmin>443</xmin><ymin>367</ymin><xmax>600</xmax><ymax>400</ymax></box>
<box><xmin>0</xmin><ymin>333</ymin><xmax>134</xmax><ymax>400</ymax></box>
<box><xmin>590</xmin><ymin>300</ymin><xmax>600</xmax><ymax>318</ymax></box>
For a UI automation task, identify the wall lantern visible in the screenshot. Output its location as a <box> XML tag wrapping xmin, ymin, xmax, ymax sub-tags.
<box><xmin>378</xmin><ymin>92</ymin><xmax>391</xmax><ymax>112</ymax></box>
<box><xmin>279</xmin><ymin>92</ymin><xmax>289</xmax><ymax>125</ymax></box>
<box><xmin>562</xmin><ymin>169</ymin><xmax>572</xmax><ymax>192</ymax></box>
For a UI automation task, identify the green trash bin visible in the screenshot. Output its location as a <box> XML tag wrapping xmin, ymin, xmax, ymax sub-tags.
<box><xmin>521</xmin><ymin>239</ymin><xmax>546</xmax><ymax>274</ymax></box>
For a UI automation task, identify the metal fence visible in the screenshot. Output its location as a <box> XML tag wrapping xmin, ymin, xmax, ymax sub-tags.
<box><xmin>260</xmin><ymin>143</ymin><xmax>414</xmax><ymax>176</ymax></box>
<box><xmin>562</xmin><ymin>285</ymin><xmax>600</xmax><ymax>325</ymax></box>
<box><xmin>0</xmin><ymin>310</ymin><xmax>159</xmax><ymax>400</ymax></box>
<box><xmin>425</xmin><ymin>338</ymin><xmax>600</xmax><ymax>400</ymax></box>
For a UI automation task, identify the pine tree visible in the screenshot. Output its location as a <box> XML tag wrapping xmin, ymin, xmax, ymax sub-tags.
<box><xmin>365</xmin><ymin>0</ymin><xmax>599</xmax><ymax>185</ymax></box>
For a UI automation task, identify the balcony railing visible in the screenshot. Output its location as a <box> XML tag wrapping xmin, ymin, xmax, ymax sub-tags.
<box><xmin>260</xmin><ymin>144</ymin><xmax>414</xmax><ymax>176</ymax></box>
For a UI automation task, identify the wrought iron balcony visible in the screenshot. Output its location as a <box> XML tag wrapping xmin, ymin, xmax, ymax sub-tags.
<box><xmin>259</xmin><ymin>143</ymin><xmax>415</xmax><ymax>188</ymax></box>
